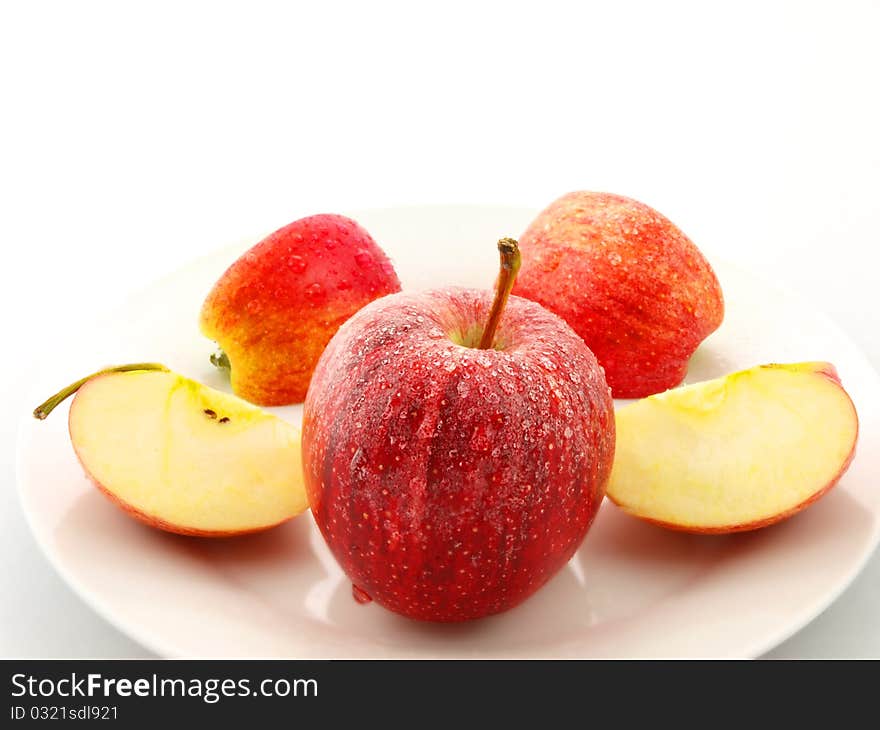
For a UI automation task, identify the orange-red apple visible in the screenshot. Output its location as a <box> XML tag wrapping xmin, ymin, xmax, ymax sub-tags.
<box><xmin>34</xmin><ymin>364</ymin><xmax>308</xmax><ymax>536</ymax></box>
<box><xmin>200</xmin><ymin>214</ymin><xmax>401</xmax><ymax>405</ymax></box>
<box><xmin>606</xmin><ymin>362</ymin><xmax>859</xmax><ymax>533</ymax></box>
<box><xmin>512</xmin><ymin>192</ymin><xmax>724</xmax><ymax>398</ymax></box>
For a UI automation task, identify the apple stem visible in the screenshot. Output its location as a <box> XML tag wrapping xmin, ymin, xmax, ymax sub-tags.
<box><xmin>478</xmin><ymin>238</ymin><xmax>521</xmax><ymax>350</ymax></box>
<box><xmin>32</xmin><ymin>363</ymin><xmax>170</xmax><ymax>420</ymax></box>
<box><xmin>210</xmin><ymin>348</ymin><xmax>231</xmax><ymax>372</ymax></box>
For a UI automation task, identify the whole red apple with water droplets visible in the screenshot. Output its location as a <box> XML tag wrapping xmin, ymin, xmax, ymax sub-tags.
<box><xmin>302</xmin><ymin>239</ymin><xmax>615</xmax><ymax>621</ymax></box>
<box><xmin>201</xmin><ymin>214</ymin><xmax>401</xmax><ymax>405</ymax></box>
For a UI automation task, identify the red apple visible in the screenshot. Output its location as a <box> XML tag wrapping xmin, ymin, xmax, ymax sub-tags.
<box><xmin>302</xmin><ymin>239</ymin><xmax>615</xmax><ymax>621</ymax></box>
<box><xmin>200</xmin><ymin>213</ymin><xmax>401</xmax><ymax>405</ymax></box>
<box><xmin>512</xmin><ymin>192</ymin><xmax>724</xmax><ymax>398</ymax></box>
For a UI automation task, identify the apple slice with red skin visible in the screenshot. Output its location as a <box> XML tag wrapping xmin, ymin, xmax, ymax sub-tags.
<box><xmin>606</xmin><ymin>362</ymin><xmax>859</xmax><ymax>533</ymax></box>
<box><xmin>302</xmin><ymin>239</ymin><xmax>615</xmax><ymax>621</ymax></box>
<box><xmin>34</xmin><ymin>365</ymin><xmax>308</xmax><ymax>536</ymax></box>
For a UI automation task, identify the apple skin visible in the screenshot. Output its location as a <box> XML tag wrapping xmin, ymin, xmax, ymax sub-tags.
<box><xmin>613</xmin><ymin>466</ymin><xmax>855</xmax><ymax>535</ymax></box>
<box><xmin>512</xmin><ymin>192</ymin><xmax>724</xmax><ymax>398</ymax></box>
<box><xmin>79</xmin><ymin>470</ymin><xmax>289</xmax><ymax>538</ymax></box>
<box><xmin>200</xmin><ymin>214</ymin><xmax>401</xmax><ymax>406</ymax></box>
<box><xmin>302</xmin><ymin>288</ymin><xmax>615</xmax><ymax>622</ymax></box>
<box><xmin>606</xmin><ymin>362</ymin><xmax>859</xmax><ymax>534</ymax></box>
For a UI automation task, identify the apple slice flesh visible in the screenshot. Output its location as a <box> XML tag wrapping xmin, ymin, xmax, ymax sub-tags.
<box><xmin>67</xmin><ymin>369</ymin><xmax>308</xmax><ymax>536</ymax></box>
<box><xmin>607</xmin><ymin>362</ymin><xmax>859</xmax><ymax>533</ymax></box>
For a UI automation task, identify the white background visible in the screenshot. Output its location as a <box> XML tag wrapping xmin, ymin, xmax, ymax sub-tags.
<box><xmin>1</xmin><ymin>0</ymin><xmax>878</xmax><ymax>657</ymax></box>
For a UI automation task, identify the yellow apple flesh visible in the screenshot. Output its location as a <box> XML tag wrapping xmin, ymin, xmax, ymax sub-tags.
<box><xmin>607</xmin><ymin>362</ymin><xmax>859</xmax><ymax>533</ymax></box>
<box><xmin>62</xmin><ymin>368</ymin><xmax>308</xmax><ymax>536</ymax></box>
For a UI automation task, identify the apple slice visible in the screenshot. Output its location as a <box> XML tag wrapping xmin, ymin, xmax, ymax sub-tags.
<box><xmin>606</xmin><ymin>362</ymin><xmax>859</xmax><ymax>533</ymax></box>
<box><xmin>34</xmin><ymin>364</ymin><xmax>308</xmax><ymax>536</ymax></box>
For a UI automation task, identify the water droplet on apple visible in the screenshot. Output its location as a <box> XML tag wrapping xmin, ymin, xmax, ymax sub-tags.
<box><xmin>470</xmin><ymin>425</ymin><xmax>492</xmax><ymax>452</ymax></box>
<box><xmin>287</xmin><ymin>254</ymin><xmax>307</xmax><ymax>272</ymax></box>
<box><xmin>354</xmin><ymin>250</ymin><xmax>373</xmax><ymax>268</ymax></box>
<box><xmin>379</xmin><ymin>260</ymin><xmax>395</xmax><ymax>277</ymax></box>
<box><xmin>304</xmin><ymin>282</ymin><xmax>325</xmax><ymax>304</ymax></box>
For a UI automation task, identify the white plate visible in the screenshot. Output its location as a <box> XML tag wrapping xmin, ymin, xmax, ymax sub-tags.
<box><xmin>16</xmin><ymin>205</ymin><xmax>880</xmax><ymax>658</ymax></box>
